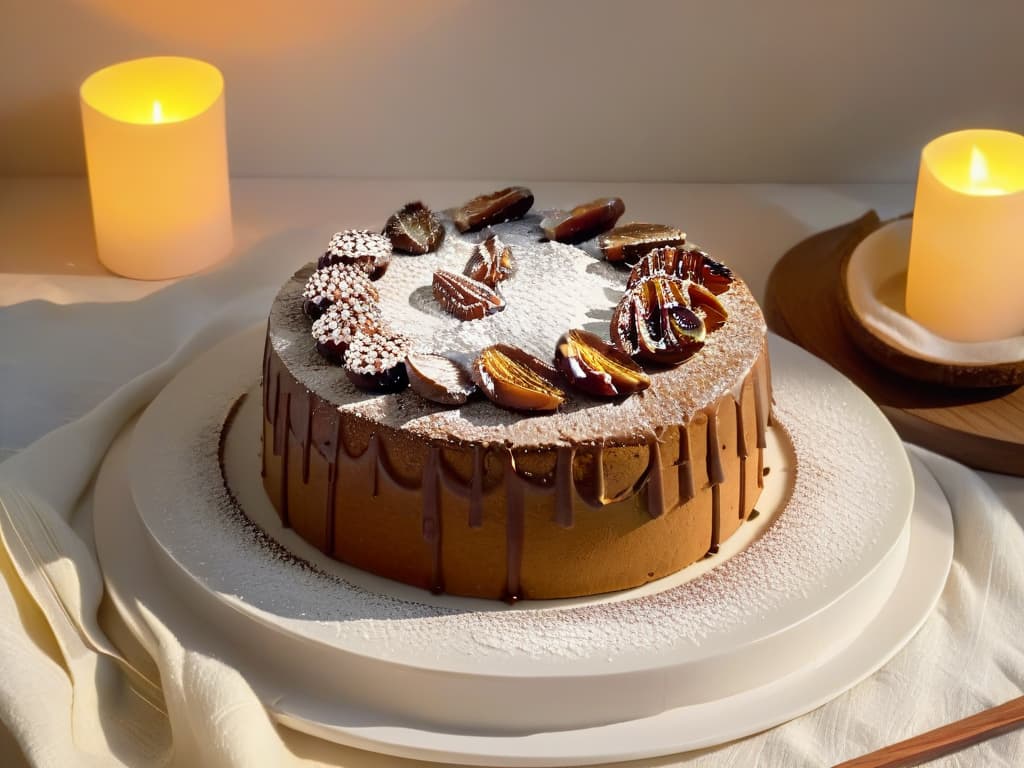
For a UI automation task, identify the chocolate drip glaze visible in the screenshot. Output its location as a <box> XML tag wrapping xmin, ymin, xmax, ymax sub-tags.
<box><xmin>735</xmin><ymin>392</ymin><xmax>749</xmax><ymax>461</ymax></box>
<box><xmin>706</xmin><ymin>409</ymin><xmax>724</xmax><ymax>553</ymax></box>
<box><xmin>375</xmin><ymin>437</ymin><xmax>421</xmax><ymax>492</ymax></box>
<box><xmin>301</xmin><ymin>398</ymin><xmax>314</xmax><ymax>483</ymax></box>
<box><xmin>709</xmin><ymin>486</ymin><xmax>721</xmax><ymax>554</ymax></box>
<box><xmin>736</xmin><ymin>397</ymin><xmax>747</xmax><ymax>519</ymax></box>
<box><xmin>647</xmin><ymin>436</ymin><xmax>667</xmax><ymax>519</ymax></box>
<box><xmin>369</xmin><ymin>435</ymin><xmax>380</xmax><ymax>497</ymax></box>
<box><xmin>422</xmin><ymin>447</ymin><xmax>444</xmax><ymax>593</ymax></box>
<box><xmin>504</xmin><ymin>452</ymin><xmax>526</xmax><ymax>602</ymax></box>
<box><xmin>677</xmin><ymin>425</ymin><xmax>694</xmax><ymax>506</ymax></box>
<box><xmin>260</xmin><ymin>334</ymin><xmax>771</xmax><ymax>599</ymax></box>
<box><xmin>470</xmin><ymin>448</ymin><xmax>485</xmax><ymax>528</ymax></box>
<box><xmin>706</xmin><ymin>408</ymin><xmax>726</xmax><ymax>486</ymax></box>
<box><xmin>326</xmin><ymin>416</ymin><xmax>342</xmax><ymax>555</ymax></box>
<box><xmin>270</xmin><ymin>373</ymin><xmax>283</xmax><ymax>452</ymax></box>
<box><xmin>555</xmin><ymin>447</ymin><xmax>575</xmax><ymax>528</ymax></box>
<box><xmin>738</xmin><ymin>456</ymin><xmax>747</xmax><ymax>520</ymax></box>
<box><xmin>437</xmin><ymin>449</ymin><xmax>489</xmax><ymax>529</ymax></box>
<box><xmin>261</xmin><ymin>334</ymin><xmax>272</xmax><ymax>479</ymax></box>
<box><xmin>276</xmin><ymin>387</ymin><xmax>292</xmax><ymax>526</ymax></box>
<box><xmin>592</xmin><ymin>446</ymin><xmax>606</xmax><ymax>506</ymax></box>
<box><xmin>262</xmin><ymin>326</ymin><xmax>277</xmax><ymax>426</ymax></box>
<box><xmin>741</xmin><ymin>460</ymin><xmax>749</xmax><ymax>520</ymax></box>
<box><xmin>753</xmin><ymin>356</ymin><xmax>770</xmax><ymax>489</ymax></box>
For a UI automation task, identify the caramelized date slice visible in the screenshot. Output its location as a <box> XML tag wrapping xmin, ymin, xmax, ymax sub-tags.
<box><xmin>540</xmin><ymin>197</ymin><xmax>625</xmax><ymax>244</ymax></box>
<box><xmin>465</xmin><ymin>233</ymin><xmax>514</xmax><ymax>287</ymax></box>
<box><xmin>611</xmin><ymin>276</ymin><xmax>706</xmax><ymax>365</ymax></box>
<box><xmin>406</xmin><ymin>352</ymin><xmax>477</xmax><ymax>405</ymax></box>
<box><xmin>453</xmin><ymin>187</ymin><xmax>534</xmax><ymax>233</ymax></box>
<box><xmin>472</xmin><ymin>344</ymin><xmax>566</xmax><ymax>412</ymax></box>
<box><xmin>627</xmin><ymin>245</ymin><xmax>734</xmax><ymax>294</ymax></box>
<box><xmin>599</xmin><ymin>223</ymin><xmax>687</xmax><ymax>265</ymax></box>
<box><xmin>433</xmin><ymin>270</ymin><xmax>506</xmax><ymax>321</ymax></box>
<box><xmin>555</xmin><ymin>329</ymin><xmax>650</xmax><ymax>397</ymax></box>
<box><xmin>385</xmin><ymin>201</ymin><xmax>445</xmax><ymax>254</ymax></box>
<box><xmin>680</xmin><ymin>248</ymin><xmax>734</xmax><ymax>294</ymax></box>
<box><xmin>687</xmin><ymin>281</ymin><xmax>728</xmax><ymax>332</ymax></box>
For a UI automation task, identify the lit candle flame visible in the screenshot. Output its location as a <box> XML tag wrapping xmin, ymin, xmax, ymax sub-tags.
<box><xmin>969</xmin><ymin>146</ymin><xmax>989</xmax><ymax>186</ymax></box>
<box><xmin>967</xmin><ymin>145</ymin><xmax>1005</xmax><ymax>195</ymax></box>
<box><xmin>152</xmin><ymin>100</ymin><xmax>163</xmax><ymax>123</ymax></box>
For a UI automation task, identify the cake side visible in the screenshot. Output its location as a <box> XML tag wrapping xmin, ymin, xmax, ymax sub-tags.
<box><xmin>261</xmin><ymin>327</ymin><xmax>769</xmax><ymax>599</ymax></box>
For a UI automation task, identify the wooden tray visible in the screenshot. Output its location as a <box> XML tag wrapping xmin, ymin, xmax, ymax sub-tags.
<box><xmin>765</xmin><ymin>210</ymin><xmax>1024</xmax><ymax>476</ymax></box>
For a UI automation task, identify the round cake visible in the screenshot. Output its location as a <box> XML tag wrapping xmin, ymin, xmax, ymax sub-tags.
<box><xmin>261</xmin><ymin>192</ymin><xmax>771</xmax><ymax>600</ymax></box>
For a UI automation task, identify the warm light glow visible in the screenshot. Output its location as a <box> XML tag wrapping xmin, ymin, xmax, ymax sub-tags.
<box><xmin>969</xmin><ymin>146</ymin><xmax>988</xmax><ymax>184</ymax></box>
<box><xmin>925</xmin><ymin>131</ymin><xmax>1024</xmax><ymax>197</ymax></box>
<box><xmin>968</xmin><ymin>146</ymin><xmax>1004</xmax><ymax>195</ymax></box>
<box><xmin>80</xmin><ymin>56</ymin><xmax>223</xmax><ymax>125</ymax></box>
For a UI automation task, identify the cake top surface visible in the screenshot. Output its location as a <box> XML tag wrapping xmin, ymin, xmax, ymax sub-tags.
<box><xmin>269</xmin><ymin>212</ymin><xmax>766</xmax><ymax>448</ymax></box>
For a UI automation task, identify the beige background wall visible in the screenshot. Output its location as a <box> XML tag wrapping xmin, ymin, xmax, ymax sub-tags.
<box><xmin>2</xmin><ymin>0</ymin><xmax>1022</xmax><ymax>182</ymax></box>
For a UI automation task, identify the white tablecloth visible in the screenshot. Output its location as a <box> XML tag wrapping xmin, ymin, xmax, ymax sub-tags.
<box><xmin>0</xmin><ymin>179</ymin><xmax>1021</xmax><ymax>767</ymax></box>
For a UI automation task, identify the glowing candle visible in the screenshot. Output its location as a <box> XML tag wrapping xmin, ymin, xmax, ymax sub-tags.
<box><xmin>80</xmin><ymin>56</ymin><xmax>232</xmax><ymax>279</ymax></box>
<box><xmin>906</xmin><ymin>129</ymin><xmax>1024</xmax><ymax>342</ymax></box>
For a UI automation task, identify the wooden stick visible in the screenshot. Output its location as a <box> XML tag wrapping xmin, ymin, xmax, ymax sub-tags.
<box><xmin>833</xmin><ymin>695</ymin><xmax>1024</xmax><ymax>768</ymax></box>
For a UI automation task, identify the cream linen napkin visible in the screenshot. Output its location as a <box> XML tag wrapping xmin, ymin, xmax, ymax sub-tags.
<box><xmin>0</xmin><ymin>293</ymin><xmax>298</xmax><ymax>767</ymax></box>
<box><xmin>0</xmin><ymin>226</ymin><xmax>331</xmax><ymax>767</ymax></box>
<box><xmin>1</xmin><ymin>229</ymin><xmax>1022</xmax><ymax>766</ymax></box>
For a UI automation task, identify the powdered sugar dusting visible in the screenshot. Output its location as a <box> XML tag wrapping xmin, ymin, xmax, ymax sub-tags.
<box><xmin>322</xmin><ymin>229</ymin><xmax>391</xmax><ymax>277</ymax></box>
<box><xmin>344</xmin><ymin>328</ymin><xmax>410</xmax><ymax>375</ymax></box>
<box><xmin>270</xmin><ymin>213</ymin><xmax>768</xmax><ymax>448</ymax></box>
<box><xmin>311</xmin><ymin>299</ymin><xmax>381</xmax><ymax>348</ymax></box>
<box><xmin>302</xmin><ymin>263</ymin><xmax>378</xmax><ymax>307</ymax></box>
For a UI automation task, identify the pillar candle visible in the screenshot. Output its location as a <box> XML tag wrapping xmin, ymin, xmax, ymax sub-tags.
<box><xmin>906</xmin><ymin>129</ymin><xmax>1024</xmax><ymax>342</ymax></box>
<box><xmin>80</xmin><ymin>56</ymin><xmax>233</xmax><ymax>280</ymax></box>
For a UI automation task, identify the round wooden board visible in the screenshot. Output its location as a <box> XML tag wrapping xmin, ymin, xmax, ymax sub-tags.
<box><xmin>765</xmin><ymin>210</ymin><xmax>1024</xmax><ymax>476</ymax></box>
